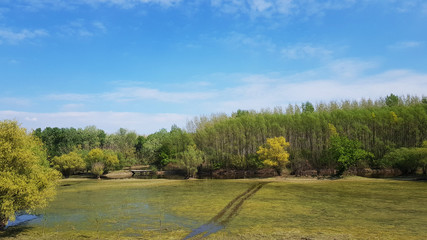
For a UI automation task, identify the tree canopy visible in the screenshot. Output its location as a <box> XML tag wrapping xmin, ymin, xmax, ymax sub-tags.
<box><xmin>0</xmin><ymin>120</ymin><xmax>61</xmax><ymax>229</ymax></box>
<box><xmin>23</xmin><ymin>95</ymin><xmax>427</xmax><ymax>178</ymax></box>
<box><xmin>257</xmin><ymin>136</ymin><xmax>290</xmax><ymax>175</ymax></box>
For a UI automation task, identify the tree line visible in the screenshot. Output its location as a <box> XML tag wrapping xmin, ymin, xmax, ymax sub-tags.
<box><xmin>31</xmin><ymin>94</ymin><xmax>427</xmax><ymax>177</ymax></box>
<box><xmin>1</xmin><ymin>94</ymin><xmax>427</xmax><ymax>229</ymax></box>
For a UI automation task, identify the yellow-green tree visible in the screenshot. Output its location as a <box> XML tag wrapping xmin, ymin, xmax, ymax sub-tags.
<box><xmin>86</xmin><ymin>148</ymin><xmax>105</xmax><ymax>169</ymax></box>
<box><xmin>257</xmin><ymin>136</ymin><xmax>290</xmax><ymax>175</ymax></box>
<box><xmin>0</xmin><ymin>120</ymin><xmax>61</xmax><ymax>229</ymax></box>
<box><xmin>51</xmin><ymin>151</ymin><xmax>86</xmax><ymax>178</ymax></box>
<box><xmin>86</xmin><ymin>149</ymin><xmax>119</xmax><ymax>177</ymax></box>
<box><xmin>91</xmin><ymin>162</ymin><xmax>105</xmax><ymax>179</ymax></box>
<box><xmin>105</xmin><ymin>152</ymin><xmax>120</xmax><ymax>172</ymax></box>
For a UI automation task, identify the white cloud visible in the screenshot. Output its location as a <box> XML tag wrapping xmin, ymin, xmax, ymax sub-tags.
<box><xmin>0</xmin><ymin>28</ymin><xmax>48</xmax><ymax>44</ymax></box>
<box><xmin>15</xmin><ymin>0</ymin><xmax>183</xmax><ymax>10</ymax></box>
<box><xmin>0</xmin><ymin>97</ymin><xmax>33</xmax><ymax>107</ymax></box>
<box><xmin>325</xmin><ymin>59</ymin><xmax>378</xmax><ymax>79</ymax></box>
<box><xmin>218</xmin><ymin>32</ymin><xmax>276</xmax><ymax>52</ymax></box>
<box><xmin>25</xmin><ymin>116</ymin><xmax>38</xmax><ymax>122</ymax></box>
<box><xmin>92</xmin><ymin>21</ymin><xmax>107</xmax><ymax>33</ymax></box>
<box><xmin>103</xmin><ymin>87</ymin><xmax>216</xmax><ymax>103</ymax></box>
<box><xmin>250</xmin><ymin>0</ymin><xmax>273</xmax><ymax>13</ymax></box>
<box><xmin>2</xmin><ymin>62</ymin><xmax>426</xmax><ymax>134</ymax></box>
<box><xmin>211</xmin><ymin>0</ymin><xmax>355</xmax><ymax>18</ymax></box>
<box><xmin>388</xmin><ymin>41</ymin><xmax>423</xmax><ymax>49</ymax></box>
<box><xmin>423</xmin><ymin>3</ymin><xmax>427</xmax><ymax>14</ymax></box>
<box><xmin>61</xmin><ymin>103</ymin><xmax>86</xmax><ymax>111</ymax></box>
<box><xmin>202</xmin><ymin>63</ymin><xmax>427</xmax><ymax>113</ymax></box>
<box><xmin>46</xmin><ymin>93</ymin><xmax>93</xmax><ymax>101</ymax></box>
<box><xmin>0</xmin><ymin>111</ymin><xmax>191</xmax><ymax>134</ymax></box>
<box><xmin>59</xmin><ymin>19</ymin><xmax>107</xmax><ymax>37</ymax></box>
<box><xmin>281</xmin><ymin>44</ymin><xmax>333</xmax><ymax>59</ymax></box>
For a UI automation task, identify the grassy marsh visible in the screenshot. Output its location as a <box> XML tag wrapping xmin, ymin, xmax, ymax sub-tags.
<box><xmin>1</xmin><ymin>177</ymin><xmax>426</xmax><ymax>239</ymax></box>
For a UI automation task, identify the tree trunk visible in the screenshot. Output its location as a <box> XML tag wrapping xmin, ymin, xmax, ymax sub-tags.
<box><xmin>276</xmin><ymin>167</ymin><xmax>282</xmax><ymax>176</ymax></box>
<box><xmin>0</xmin><ymin>218</ymin><xmax>7</xmax><ymax>230</ymax></box>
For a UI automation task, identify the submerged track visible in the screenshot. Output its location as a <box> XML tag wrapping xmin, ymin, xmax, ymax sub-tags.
<box><xmin>183</xmin><ymin>182</ymin><xmax>268</xmax><ymax>239</ymax></box>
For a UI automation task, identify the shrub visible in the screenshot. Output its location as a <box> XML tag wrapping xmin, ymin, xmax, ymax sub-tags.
<box><xmin>91</xmin><ymin>162</ymin><xmax>105</xmax><ymax>179</ymax></box>
<box><xmin>51</xmin><ymin>151</ymin><xmax>85</xmax><ymax>177</ymax></box>
<box><xmin>382</xmin><ymin>148</ymin><xmax>426</xmax><ymax>174</ymax></box>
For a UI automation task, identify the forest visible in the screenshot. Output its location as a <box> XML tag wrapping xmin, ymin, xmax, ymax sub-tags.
<box><xmin>31</xmin><ymin>94</ymin><xmax>427</xmax><ymax>178</ymax></box>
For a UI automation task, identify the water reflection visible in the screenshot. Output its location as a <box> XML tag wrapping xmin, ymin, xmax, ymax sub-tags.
<box><xmin>6</xmin><ymin>214</ymin><xmax>39</xmax><ymax>228</ymax></box>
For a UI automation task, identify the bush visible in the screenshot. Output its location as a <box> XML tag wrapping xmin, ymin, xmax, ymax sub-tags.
<box><xmin>86</xmin><ymin>149</ymin><xmax>120</xmax><ymax>173</ymax></box>
<box><xmin>51</xmin><ymin>151</ymin><xmax>86</xmax><ymax>177</ymax></box>
<box><xmin>91</xmin><ymin>162</ymin><xmax>105</xmax><ymax>179</ymax></box>
<box><xmin>382</xmin><ymin>147</ymin><xmax>426</xmax><ymax>174</ymax></box>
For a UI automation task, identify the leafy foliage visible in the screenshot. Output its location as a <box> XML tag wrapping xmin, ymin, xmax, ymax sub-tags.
<box><xmin>179</xmin><ymin>145</ymin><xmax>204</xmax><ymax>178</ymax></box>
<box><xmin>192</xmin><ymin>95</ymin><xmax>426</xmax><ymax>173</ymax></box>
<box><xmin>26</xmin><ymin>94</ymin><xmax>427</xmax><ymax>176</ymax></box>
<box><xmin>51</xmin><ymin>151</ymin><xmax>85</xmax><ymax>177</ymax></box>
<box><xmin>91</xmin><ymin>162</ymin><xmax>105</xmax><ymax>179</ymax></box>
<box><xmin>257</xmin><ymin>137</ymin><xmax>290</xmax><ymax>175</ymax></box>
<box><xmin>0</xmin><ymin>120</ymin><xmax>61</xmax><ymax>229</ymax></box>
<box><xmin>328</xmin><ymin>135</ymin><xmax>374</xmax><ymax>176</ymax></box>
<box><xmin>86</xmin><ymin>148</ymin><xmax>120</xmax><ymax>175</ymax></box>
<box><xmin>382</xmin><ymin>146</ymin><xmax>427</xmax><ymax>174</ymax></box>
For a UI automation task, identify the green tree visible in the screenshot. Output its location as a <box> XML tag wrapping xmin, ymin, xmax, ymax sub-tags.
<box><xmin>329</xmin><ymin>135</ymin><xmax>374</xmax><ymax>176</ymax></box>
<box><xmin>180</xmin><ymin>145</ymin><xmax>204</xmax><ymax>178</ymax></box>
<box><xmin>257</xmin><ymin>137</ymin><xmax>290</xmax><ymax>175</ymax></box>
<box><xmin>382</xmin><ymin>145</ymin><xmax>427</xmax><ymax>175</ymax></box>
<box><xmin>86</xmin><ymin>148</ymin><xmax>119</xmax><ymax>175</ymax></box>
<box><xmin>51</xmin><ymin>151</ymin><xmax>85</xmax><ymax>178</ymax></box>
<box><xmin>302</xmin><ymin>101</ymin><xmax>315</xmax><ymax>113</ymax></box>
<box><xmin>386</xmin><ymin>93</ymin><xmax>399</xmax><ymax>107</ymax></box>
<box><xmin>104</xmin><ymin>128</ymin><xmax>137</xmax><ymax>163</ymax></box>
<box><xmin>86</xmin><ymin>148</ymin><xmax>105</xmax><ymax>170</ymax></box>
<box><xmin>0</xmin><ymin>120</ymin><xmax>61</xmax><ymax>229</ymax></box>
<box><xmin>104</xmin><ymin>151</ymin><xmax>120</xmax><ymax>172</ymax></box>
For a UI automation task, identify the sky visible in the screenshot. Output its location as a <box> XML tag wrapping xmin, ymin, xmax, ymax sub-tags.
<box><xmin>1</xmin><ymin>0</ymin><xmax>427</xmax><ymax>134</ymax></box>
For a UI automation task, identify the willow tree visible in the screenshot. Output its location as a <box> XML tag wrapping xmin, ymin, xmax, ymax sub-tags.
<box><xmin>0</xmin><ymin>120</ymin><xmax>61</xmax><ymax>229</ymax></box>
<box><xmin>257</xmin><ymin>136</ymin><xmax>290</xmax><ymax>175</ymax></box>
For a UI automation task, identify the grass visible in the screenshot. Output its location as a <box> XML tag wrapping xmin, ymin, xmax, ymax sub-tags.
<box><xmin>1</xmin><ymin>176</ymin><xmax>426</xmax><ymax>239</ymax></box>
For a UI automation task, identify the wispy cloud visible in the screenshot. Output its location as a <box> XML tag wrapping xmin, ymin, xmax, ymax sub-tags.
<box><xmin>210</xmin><ymin>0</ymin><xmax>355</xmax><ymax>18</ymax></box>
<box><xmin>58</xmin><ymin>19</ymin><xmax>107</xmax><ymax>37</ymax></box>
<box><xmin>0</xmin><ymin>97</ymin><xmax>33</xmax><ymax>107</ymax></box>
<box><xmin>0</xmin><ymin>111</ymin><xmax>190</xmax><ymax>134</ymax></box>
<box><xmin>423</xmin><ymin>3</ymin><xmax>427</xmax><ymax>14</ymax></box>
<box><xmin>0</xmin><ymin>28</ymin><xmax>48</xmax><ymax>44</ymax></box>
<box><xmin>39</xmin><ymin>59</ymin><xmax>427</xmax><ymax>113</ymax></box>
<box><xmin>46</xmin><ymin>93</ymin><xmax>93</xmax><ymax>101</ymax></box>
<box><xmin>14</xmin><ymin>0</ymin><xmax>182</xmax><ymax>10</ymax></box>
<box><xmin>388</xmin><ymin>41</ymin><xmax>423</xmax><ymax>49</ymax></box>
<box><xmin>218</xmin><ymin>32</ymin><xmax>276</xmax><ymax>52</ymax></box>
<box><xmin>103</xmin><ymin>87</ymin><xmax>216</xmax><ymax>103</ymax></box>
<box><xmin>206</xmin><ymin>67</ymin><xmax>427</xmax><ymax>113</ymax></box>
<box><xmin>44</xmin><ymin>86</ymin><xmax>216</xmax><ymax>104</ymax></box>
<box><xmin>281</xmin><ymin>44</ymin><xmax>333</xmax><ymax>60</ymax></box>
<box><xmin>60</xmin><ymin>103</ymin><xmax>86</xmax><ymax>111</ymax></box>
<box><xmin>91</xmin><ymin>0</ymin><xmax>182</xmax><ymax>8</ymax></box>
<box><xmin>2</xmin><ymin>61</ymin><xmax>426</xmax><ymax>134</ymax></box>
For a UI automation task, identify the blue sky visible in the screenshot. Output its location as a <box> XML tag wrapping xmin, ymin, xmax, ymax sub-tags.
<box><xmin>1</xmin><ymin>0</ymin><xmax>427</xmax><ymax>134</ymax></box>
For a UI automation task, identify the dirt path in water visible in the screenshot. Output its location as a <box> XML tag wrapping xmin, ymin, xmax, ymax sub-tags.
<box><xmin>183</xmin><ymin>182</ymin><xmax>268</xmax><ymax>240</ymax></box>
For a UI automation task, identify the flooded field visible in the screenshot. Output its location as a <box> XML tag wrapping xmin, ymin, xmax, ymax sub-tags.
<box><xmin>2</xmin><ymin>177</ymin><xmax>427</xmax><ymax>239</ymax></box>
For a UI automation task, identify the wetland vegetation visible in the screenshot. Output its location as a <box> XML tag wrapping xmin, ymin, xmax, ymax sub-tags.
<box><xmin>1</xmin><ymin>177</ymin><xmax>427</xmax><ymax>239</ymax></box>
